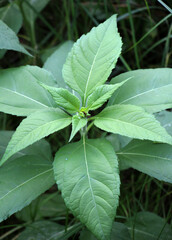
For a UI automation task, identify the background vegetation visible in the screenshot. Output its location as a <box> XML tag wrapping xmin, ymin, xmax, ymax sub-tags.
<box><xmin>0</xmin><ymin>0</ymin><xmax>172</xmax><ymax>239</ymax></box>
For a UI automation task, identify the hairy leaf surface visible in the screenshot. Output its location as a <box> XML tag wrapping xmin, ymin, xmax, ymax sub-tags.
<box><xmin>63</xmin><ymin>15</ymin><xmax>122</xmax><ymax>103</ymax></box>
<box><xmin>69</xmin><ymin>115</ymin><xmax>87</xmax><ymax>141</ymax></box>
<box><xmin>53</xmin><ymin>138</ymin><xmax>120</xmax><ymax>240</ymax></box>
<box><xmin>109</xmin><ymin>68</ymin><xmax>172</xmax><ymax>113</ymax></box>
<box><xmin>40</xmin><ymin>83</ymin><xmax>80</xmax><ymax>113</ymax></box>
<box><xmin>0</xmin><ymin>66</ymin><xmax>57</xmax><ymax>116</ymax></box>
<box><xmin>0</xmin><ymin>156</ymin><xmax>54</xmax><ymax>222</ymax></box>
<box><xmin>94</xmin><ymin>105</ymin><xmax>172</xmax><ymax>145</ymax></box>
<box><xmin>0</xmin><ymin>108</ymin><xmax>71</xmax><ymax>166</ymax></box>
<box><xmin>117</xmin><ymin>140</ymin><xmax>172</xmax><ymax>183</ymax></box>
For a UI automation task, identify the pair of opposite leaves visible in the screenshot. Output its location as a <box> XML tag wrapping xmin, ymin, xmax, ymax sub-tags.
<box><xmin>1</xmin><ymin>14</ymin><xmax>172</xmax><ymax>240</ymax></box>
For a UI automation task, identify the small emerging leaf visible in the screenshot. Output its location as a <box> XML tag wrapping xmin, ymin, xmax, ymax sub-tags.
<box><xmin>87</xmin><ymin>79</ymin><xmax>129</xmax><ymax>111</ymax></box>
<box><xmin>0</xmin><ymin>108</ymin><xmax>72</xmax><ymax>166</ymax></box>
<box><xmin>40</xmin><ymin>83</ymin><xmax>80</xmax><ymax>113</ymax></box>
<box><xmin>94</xmin><ymin>105</ymin><xmax>172</xmax><ymax>145</ymax></box>
<box><xmin>69</xmin><ymin>115</ymin><xmax>87</xmax><ymax>141</ymax></box>
<box><xmin>53</xmin><ymin>138</ymin><xmax>120</xmax><ymax>240</ymax></box>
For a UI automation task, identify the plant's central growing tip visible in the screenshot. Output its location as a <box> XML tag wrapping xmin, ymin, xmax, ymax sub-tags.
<box><xmin>79</xmin><ymin>107</ymin><xmax>90</xmax><ymax>118</ymax></box>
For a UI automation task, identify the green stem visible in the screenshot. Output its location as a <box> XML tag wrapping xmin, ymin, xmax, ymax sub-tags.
<box><xmin>0</xmin><ymin>226</ymin><xmax>23</xmax><ymax>240</ymax></box>
<box><xmin>80</xmin><ymin>124</ymin><xmax>87</xmax><ymax>138</ymax></box>
<box><xmin>86</xmin><ymin>121</ymin><xmax>94</xmax><ymax>133</ymax></box>
<box><xmin>65</xmin><ymin>208</ymin><xmax>69</xmax><ymax>233</ymax></box>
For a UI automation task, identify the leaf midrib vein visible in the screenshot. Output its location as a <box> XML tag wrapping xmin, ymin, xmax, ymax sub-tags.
<box><xmin>127</xmin><ymin>227</ymin><xmax>158</xmax><ymax>237</ymax></box>
<box><xmin>0</xmin><ymin>168</ymin><xmax>53</xmax><ymax>201</ymax></box>
<box><xmin>95</xmin><ymin>117</ymin><xmax>169</xmax><ymax>141</ymax></box>
<box><xmin>4</xmin><ymin>117</ymin><xmax>71</xmax><ymax>161</ymax></box>
<box><xmin>83</xmin><ymin>138</ymin><xmax>105</xmax><ymax>239</ymax></box>
<box><xmin>83</xmin><ymin>26</ymin><xmax>111</xmax><ymax>104</ymax></box>
<box><xmin>117</xmin><ymin>152</ymin><xmax>172</xmax><ymax>162</ymax></box>
<box><xmin>0</xmin><ymin>87</ymin><xmax>48</xmax><ymax>108</ymax></box>
<box><xmin>119</xmin><ymin>83</ymin><xmax>172</xmax><ymax>104</ymax></box>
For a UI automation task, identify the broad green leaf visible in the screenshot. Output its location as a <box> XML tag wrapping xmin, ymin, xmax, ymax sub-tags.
<box><xmin>0</xmin><ymin>3</ymin><xmax>22</xmax><ymax>33</ymax></box>
<box><xmin>69</xmin><ymin>115</ymin><xmax>87</xmax><ymax>141</ymax></box>
<box><xmin>27</xmin><ymin>65</ymin><xmax>57</xmax><ymax>86</ymax></box>
<box><xmin>22</xmin><ymin>0</ymin><xmax>50</xmax><ymax>24</ymax></box>
<box><xmin>109</xmin><ymin>68</ymin><xmax>172</xmax><ymax>113</ymax></box>
<box><xmin>19</xmin><ymin>221</ymin><xmax>81</xmax><ymax>240</ymax></box>
<box><xmin>80</xmin><ymin>222</ymin><xmax>131</xmax><ymax>240</ymax></box>
<box><xmin>0</xmin><ymin>20</ymin><xmax>31</xmax><ymax>56</ymax></box>
<box><xmin>0</xmin><ymin>66</ymin><xmax>57</xmax><ymax>116</ymax></box>
<box><xmin>18</xmin><ymin>221</ymin><xmax>64</xmax><ymax>240</ymax></box>
<box><xmin>0</xmin><ymin>156</ymin><xmax>54</xmax><ymax>222</ymax></box>
<box><xmin>126</xmin><ymin>212</ymin><xmax>172</xmax><ymax>240</ymax></box>
<box><xmin>40</xmin><ymin>83</ymin><xmax>80</xmax><ymax>113</ymax></box>
<box><xmin>111</xmin><ymin>222</ymin><xmax>131</xmax><ymax>240</ymax></box>
<box><xmin>106</xmin><ymin>134</ymin><xmax>131</xmax><ymax>171</ymax></box>
<box><xmin>0</xmin><ymin>3</ymin><xmax>23</xmax><ymax>59</ymax></box>
<box><xmin>106</xmin><ymin>134</ymin><xmax>131</xmax><ymax>152</ymax></box>
<box><xmin>57</xmin><ymin>223</ymin><xmax>82</xmax><ymax>240</ymax></box>
<box><xmin>39</xmin><ymin>193</ymin><xmax>66</xmax><ymax>218</ymax></box>
<box><xmin>80</xmin><ymin>229</ymin><xmax>97</xmax><ymax>240</ymax></box>
<box><xmin>0</xmin><ymin>131</ymin><xmax>52</xmax><ymax>162</ymax></box>
<box><xmin>0</xmin><ymin>108</ymin><xmax>71</xmax><ymax>166</ymax></box>
<box><xmin>87</xmin><ymin>80</ymin><xmax>128</xmax><ymax>111</ymax></box>
<box><xmin>94</xmin><ymin>105</ymin><xmax>172</xmax><ymax>145</ymax></box>
<box><xmin>0</xmin><ymin>131</ymin><xmax>14</xmax><ymax>160</ymax></box>
<box><xmin>53</xmin><ymin>138</ymin><xmax>120</xmax><ymax>240</ymax></box>
<box><xmin>117</xmin><ymin>139</ymin><xmax>172</xmax><ymax>183</ymax></box>
<box><xmin>43</xmin><ymin>41</ymin><xmax>74</xmax><ymax>88</ymax></box>
<box><xmin>155</xmin><ymin>110</ymin><xmax>172</xmax><ymax>136</ymax></box>
<box><xmin>16</xmin><ymin>193</ymin><xmax>66</xmax><ymax>222</ymax></box>
<box><xmin>41</xmin><ymin>46</ymin><xmax>59</xmax><ymax>63</ymax></box>
<box><xmin>63</xmin><ymin>15</ymin><xmax>122</xmax><ymax>104</ymax></box>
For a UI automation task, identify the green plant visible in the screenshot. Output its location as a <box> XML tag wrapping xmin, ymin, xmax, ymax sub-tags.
<box><xmin>0</xmin><ymin>14</ymin><xmax>172</xmax><ymax>240</ymax></box>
